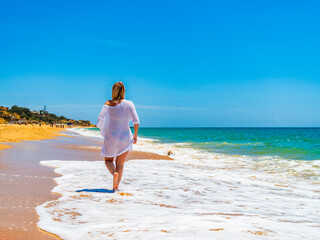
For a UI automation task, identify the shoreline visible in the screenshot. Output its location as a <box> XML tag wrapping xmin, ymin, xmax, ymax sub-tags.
<box><xmin>2</xmin><ymin>127</ymin><xmax>319</xmax><ymax>239</ymax></box>
<box><xmin>0</xmin><ymin>126</ymin><xmax>172</xmax><ymax>239</ymax></box>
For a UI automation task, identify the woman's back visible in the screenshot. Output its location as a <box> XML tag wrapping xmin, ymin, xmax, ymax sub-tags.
<box><xmin>105</xmin><ymin>100</ymin><xmax>134</xmax><ymax>119</ymax></box>
<box><xmin>97</xmin><ymin>99</ymin><xmax>139</xmax><ymax>157</ymax></box>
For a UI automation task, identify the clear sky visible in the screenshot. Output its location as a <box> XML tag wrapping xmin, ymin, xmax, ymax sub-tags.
<box><xmin>1</xmin><ymin>0</ymin><xmax>319</xmax><ymax>127</ymax></box>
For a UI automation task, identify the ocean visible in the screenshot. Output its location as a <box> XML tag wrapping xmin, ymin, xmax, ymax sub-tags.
<box><xmin>36</xmin><ymin>127</ymin><xmax>320</xmax><ymax>239</ymax></box>
<box><xmin>97</xmin><ymin>127</ymin><xmax>320</xmax><ymax>161</ymax></box>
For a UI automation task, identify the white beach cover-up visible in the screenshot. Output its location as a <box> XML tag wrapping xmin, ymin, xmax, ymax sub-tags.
<box><xmin>97</xmin><ymin>100</ymin><xmax>140</xmax><ymax>158</ymax></box>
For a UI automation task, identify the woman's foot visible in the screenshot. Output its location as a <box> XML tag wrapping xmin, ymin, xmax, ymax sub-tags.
<box><xmin>113</xmin><ymin>172</ymin><xmax>119</xmax><ymax>191</ymax></box>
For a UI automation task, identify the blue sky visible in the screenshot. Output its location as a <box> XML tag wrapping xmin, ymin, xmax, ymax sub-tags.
<box><xmin>0</xmin><ymin>0</ymin><xmax>320</xmax><ymax>127</ymax></box>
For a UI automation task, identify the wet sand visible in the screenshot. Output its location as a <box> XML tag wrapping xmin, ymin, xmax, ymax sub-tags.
<box><xmin>0</xmin><ymin>131</ymin><xmax>172</xmax><ymax>239</ymax></box>
<box><xmin>0</xmin><ymin>144</ymin><xmax>11</xmax><ymax>151</ymax></box>
<box><xmin>62</xmin><ymin>144</ymin><xmax>173</xmax><ymax>160</ymax></box>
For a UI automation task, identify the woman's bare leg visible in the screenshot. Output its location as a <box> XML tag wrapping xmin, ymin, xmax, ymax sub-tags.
<box><xmin>104</xmin><ymin>157</ymin><xmax>119</xmax><ymax>190</ymax></box>
<box><xmin>115</xmin><ymin>151</ymin><xmax>129</xmax><ymax>189</ymax></box>
<box><xmin>104</xmin><ymin>157</ymin><xmax>116</xmax><ymax>175</ymax></box>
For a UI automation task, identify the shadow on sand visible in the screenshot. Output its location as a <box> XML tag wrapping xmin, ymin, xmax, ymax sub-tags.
<box><xmin>76</xmin><ymin>188</ymin><xmax>115</xmax><ymax>193</ymax></box>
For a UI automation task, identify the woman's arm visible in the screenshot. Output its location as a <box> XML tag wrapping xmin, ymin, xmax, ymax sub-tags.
<box><xmin>128</xmin><ymin>101</ymin><xmax>140</xmax><ymax>144</ymax></box>
<box><xmin>97</xmin><ymin>106</ymin><xmax>108</xmax><ymax>131</ymax></box>
<box><xmin>133</xmin><ymin>123</ymin><xmax>139</xmax><ymax>144</ymax></box>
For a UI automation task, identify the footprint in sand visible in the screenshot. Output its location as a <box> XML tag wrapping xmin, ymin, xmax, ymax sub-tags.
<box><xmin>118</xmin><ymin>192</ymin><xmax>133</xmax><ymax>196</ymax></box>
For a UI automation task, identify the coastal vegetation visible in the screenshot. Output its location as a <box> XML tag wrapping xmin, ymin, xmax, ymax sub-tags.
<box><xmin>0</xmin><ymin>105</ymin><xmax>95</xmax><ymax>127</ymax></box>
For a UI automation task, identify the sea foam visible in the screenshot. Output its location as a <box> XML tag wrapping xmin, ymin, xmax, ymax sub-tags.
<box><xmin>36</xmin><ymin>161</ymin><xmax>320</xmax><ymax>239</ymax></box>
<box><xmin>36</xmin><ymin>128</ymin><xmax>320</xmax><ymax>239</ymax></box>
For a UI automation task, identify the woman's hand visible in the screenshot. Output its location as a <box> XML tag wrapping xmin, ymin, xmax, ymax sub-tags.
<box><xmin>133</xmin><ymin>134</ymin><xmax>138</xmax><ymax>144</ymax></box>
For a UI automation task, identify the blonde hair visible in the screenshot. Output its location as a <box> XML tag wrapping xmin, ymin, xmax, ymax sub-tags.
<box><xmin>112</xmin><ymin>82</ymin><xmax>125</xmax><ymax>102</ymax></box>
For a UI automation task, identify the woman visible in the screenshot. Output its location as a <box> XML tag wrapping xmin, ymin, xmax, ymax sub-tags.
<box><xmin>97</xmin><ymin>82</ymin><xmax>140</xmax><ymax>191</ymax></box>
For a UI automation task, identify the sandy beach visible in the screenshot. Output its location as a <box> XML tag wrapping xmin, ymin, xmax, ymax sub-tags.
<box><xmin>0</xmin><ymin>125</ymin><xmax>171</xmax><ymax>240</ymax></box>
<box><xmin>1</xmin><ymin>126</ymin><xmax>319</xmax><ymax>239</ymax></box>
<box><xmin>0</xmin><ymin>124</ymin><xmax>68</xmax><ymax>150</ymax></box>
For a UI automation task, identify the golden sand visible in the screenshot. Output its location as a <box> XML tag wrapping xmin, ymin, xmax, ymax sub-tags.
<box><xmin>0</xmin><ymin>144</ymin><xmax>11</xmax><ymax>151</ymax></box>
<box><xmin>128</xmin><ymin>150</ymin><xmax>173</xmax><ymax>161</ymax></box>
<box><xmin>0</xmin><ymin>124</ymin><xmax>67</xmax><ymax>150</ymax></box>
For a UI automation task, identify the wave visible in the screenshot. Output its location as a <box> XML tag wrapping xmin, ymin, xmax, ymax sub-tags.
<box><xmin>66</xmin><ymin>127</ymin><xmax>103</xmax><ymax>139</ymax></box>
<box><xmin>66</xmin><ymin>128</ymin><xmax>320</xmax><ymax>180</ymax></box>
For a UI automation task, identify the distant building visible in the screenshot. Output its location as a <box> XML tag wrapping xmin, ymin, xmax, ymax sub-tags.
<box><xmin>18</xmin><ymin>119</ymin><xmax>27</xmax><ymax>124</ymax></box>
<box><xmin>40</xmin><ymin>105</ymin><xmax>48</xmax><ymax>115</ymax></box>
<box><xmin>10</xmin><ymin>117</ymin><xmax>18</xmax><ymax>123</ymax></box>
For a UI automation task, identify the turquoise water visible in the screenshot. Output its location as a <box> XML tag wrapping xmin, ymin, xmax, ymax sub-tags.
<box><xmin>87</xmin><ymin>128</ymin><xmax>320</xmax><ymax>161</ymax></box>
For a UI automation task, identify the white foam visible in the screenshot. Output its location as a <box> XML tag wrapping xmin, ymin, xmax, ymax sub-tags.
<box><xmin>66</xmin><ymin>128</ymin><xmax>103</xmax><ymax>139</ymax></box>
<box><xmin>66</xmin><ymin>127</ymin><xmax>162</xmax><ymax>144</ymax></box>
<box><xmin>37</xmin><ymin>156</ymin><xmax>320</xmax><ymax>240</ymax></box>
<box><xmin>37</xmin><ymin>128</ymin><xmax>320</xmax><ymax>239</ymax></box>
